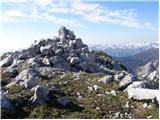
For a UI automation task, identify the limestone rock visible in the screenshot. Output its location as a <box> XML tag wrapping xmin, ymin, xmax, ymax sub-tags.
<box><xmin>0</xmin><ymin>55</ymin><xmax>14</xmax><ymax>67</ymax></box>
<box><xmin>70</xmin><ymin>57</ymin><xmax>80</xmax><ymax>65</ymax></box>
<box><xmin>99</xmin><ymin>75</ymin><xmax>113</xmax><ymax>84</ymax></box>
<box><xmin>42</xmin><ymin>57</ymin><xmax>50</xmax><ymax>66</ymax></box>
<box><xmin>119</xmin><ymin>74</ymin><xmax>134</xmax><ymax>90</ymax></box>
<box><xmin>57</xmin><ymin>26</ymin><xmax>76</xmax><ymax>41</ymax></box>
<box><xmin>2</xmin><ymin>67</ymin><xmax>18</xmax><ymax>78</ymax></box>
<box><xmin>40</xmin><ymin>45</ymin><xmax>52</xmax><ymax>55</ymax></box>
<box><xmin>15</xmin><ymin>68</ymin><xmax>39</xmax><ymax>88</ymax></box>
<box><xmin>127</xmin><ymin>88</ymin><xmax>159</xmax><ymax>103</ymax></box>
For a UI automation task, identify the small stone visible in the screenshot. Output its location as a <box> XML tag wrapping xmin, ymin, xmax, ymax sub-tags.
<box><xmin>143</xmin><ymin>103</ymin><xmax>148</xmax><ymax>108</ymax></box>
<box><xmin>111</xmin><ymin>90</ymin><xmax>116</xmax><ymax>96</ymax></box>
<box><xmin>93</xmin><ymin>85</ymin><xmax>99</xmax><ymax>91</ymax></box>
<box><xmin>147</xmin><ymin>115</ymin><xmax>152</xmax><ymax>119</ymax></box>
<box><xmin>115</xmin><ymin>112</ymin><xmax>120</xmax><ymax>118</ymax></box>
<box><xmin>88</xmin><ymin>86</ymin><xmax>93</xmax><ymax>91</ymax></box>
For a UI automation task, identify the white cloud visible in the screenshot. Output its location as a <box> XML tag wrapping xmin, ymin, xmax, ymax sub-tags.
<box><xmin>34</xmin><ymin>0</ymin><xmax>52</xmax><ymax>6</ymax></box>
<box><xmin>2</xmin><ymin>0</ymin><xmax>27</xmax><ymax>3</ymax></box>
<box><xmin>2</xmin><ymin>0</ymin><xmax>153</xmax><ymax>29</ymax></box>
<box><xmin>5</xmin><ymin>10</ymin><xmax>27</xmax><ymax>17</ymax></box>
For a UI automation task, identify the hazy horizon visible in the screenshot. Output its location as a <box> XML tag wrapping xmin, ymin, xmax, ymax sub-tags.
<box><xmin>1</xmin><ymin>0</ymin><xmax>158</xmax><ymax>53</ymax></box>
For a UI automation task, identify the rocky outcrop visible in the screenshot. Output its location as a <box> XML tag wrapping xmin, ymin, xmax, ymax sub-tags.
<box><xmin>32</xmin><ymin>85</ymin><xmax>49</xmax><ymax>104</ymax></box>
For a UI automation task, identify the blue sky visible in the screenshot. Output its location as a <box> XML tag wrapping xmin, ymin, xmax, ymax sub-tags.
<box><xmin>0</xmin><ymin>0</ymin><xmax>158</xmax><ymax>52</ymax></box>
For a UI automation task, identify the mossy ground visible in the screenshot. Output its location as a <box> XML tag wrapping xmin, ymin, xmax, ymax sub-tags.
<box><xmin>1</xmin><ymin>71</ymin><xmax>159</xmax><ymax>119</ymax></box>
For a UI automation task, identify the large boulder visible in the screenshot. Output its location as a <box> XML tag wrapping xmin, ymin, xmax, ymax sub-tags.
<box><xmin>1</xmin><ymin>94</ymin><xmax>12</xmax><ymax>110</ymax></box>
<box><xmin>32</xmin><ymin>85</ymin><xmax>49</xmax><ymax>104</ymax></box>
<box><xmin>127</xmin><ymin>88</ymin><xmax>159</xmax><ymax>103</ymax></box>
<box><xmin>0</xmin><ymin>55</ymin><xmax>14</xmax><ymax>67</ymax></box>
<box><xmin>15</xmin><ymin>68</ymin><xmax>39</xmax><ymax>88</ymax></box>
<box><xmin>119</xmin><ymin>74</ymin><xmax>135</xmax><ymax>90</ymax></box>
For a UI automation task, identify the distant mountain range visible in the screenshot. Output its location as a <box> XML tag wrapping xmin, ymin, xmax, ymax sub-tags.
<box><xmin>89</xmin><ymin>42</ymin><xmax>159</xmax><ymax>57</ymax></box>
<box><xmin>115</xmin><ymin>48</ymin><xmax>159</xmax><ymax>74</ymax></box>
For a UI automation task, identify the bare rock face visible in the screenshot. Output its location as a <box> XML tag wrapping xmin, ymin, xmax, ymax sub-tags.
<box><xmin>32</xmin><ymin>85</ymin><xmax>49</xmax><ymax>104</ymax></box>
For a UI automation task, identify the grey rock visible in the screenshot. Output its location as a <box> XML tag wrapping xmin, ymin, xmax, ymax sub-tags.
<box><xmin>42</xmin><ymin>57</ymin><xmax>50</xmax><ymax>66</ymax></box>
<box><xmin>15</xmin><ymin>68</ymin><xmax>39</xmax><ymax>88</ymax></box>
<box><xmin>99</xmin><ymin>75</ymin><xmax>113</xmax><ymax>84</ymax></box>
<box><xmin>114</xmin><ymin>72</ymin><xmax>125</xmax><ymax>81</ymax></box>
<box><xmin>70</xmin><ymin>57</ymin><xmax>80</xmax><ymax>65</ymax></box>
<box><xmin>28</xmin><ymin>44</ymin><xmax>40</xmax><ymax>56</ymax></box>
<box><xmin>119</xmin><ymin>74</ymin><xmax>134</xmax><ymax>90</ymax></box>
<box><xmin>125</xmin><ymin>81</ymin><xmax>144</xmax><ymax>90</ymax></box>
<box><xmin>1</xmin><ymin>94</ymin><xmax>12</xmax><ymax>110</ymax></box>
<box><xmin>50</xmin><ymin>56</ymin><xmax>61</xmax><ymax>65</ymax></box>
<box><xmin>127</xmin><ymin>88</ymin><xmax>159</xmax><ymax>103</ymax></box>
<box><xmin>57</xmin><ymin>96</ymin><xmax>70</xmax><ymax>106</ymax></box>
<box><xmin>32</xmin><ymin>85</ymin><xmax>49</xmax><ymax>104</ymax></box>
<box><xmin>57</xmin><ymin>26</ymin><xmax>76</xmax><ymax>41</ymax></box>
<box><xmin>0</xmin><ymin>55</ymin><xmax>14</xmax><ymax>67</ymax></box>
<box><xmin>55</xmin><ymin>48</ymin><xmax>63</xmax><ymax>55</ymax></box>
<box><xmin>72</xmin><ymin>38</ymin><xmax>83</xmax><ymax>48</ymax></box>
<box><xmin>2</xmin><ymin>67</ymin><xmax>18</xmax><ymax>78</ymax></box>
<box><xmin>81</xmin><ymin>46</ymin><xmax>89</xmax><ymax>53</ymax></box>
<box><xmin>11</xmin><ymin>59</ymin><xmax>25</xmax><ymax>67</ymax></box>
<box><xmin>40</xmin><ymin>45</ymin><xmax>52</xmax><ymax>55</ymax></box>
<box><xmin>80</xmin><ymin>53</ymin><xmax>95</xmax><ymax>63</ymax></box>
<box><xmin>77</xmin><ymin>62</ymin><xmax>88</xmax><ymax>71</ymax></box>
<box><xmin>18</xmin><ymin>53</ymin><xmax>28</xmax><ymax>60</ymax></box>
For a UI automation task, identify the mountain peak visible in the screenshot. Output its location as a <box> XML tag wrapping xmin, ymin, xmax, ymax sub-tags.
<box><xmin>57</xmin><ymin>26</ymin><xmax>76</xmax><ymax>42</ymax></box>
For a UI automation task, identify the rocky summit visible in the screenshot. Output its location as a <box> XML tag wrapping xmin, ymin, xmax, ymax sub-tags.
<box><xmin>1</xmin><ymin>26</ymin><xmax>159</xmax><ymax>119</ymax></box>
